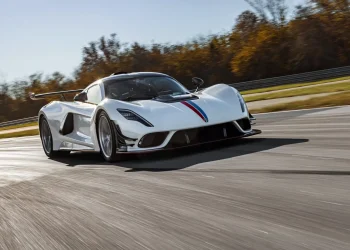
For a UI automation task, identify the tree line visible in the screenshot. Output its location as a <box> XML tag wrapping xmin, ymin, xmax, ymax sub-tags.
<box><xmin>1</xmin><ymin>0</ymin><xmax>349</xmax><ymax>122</ymax></box>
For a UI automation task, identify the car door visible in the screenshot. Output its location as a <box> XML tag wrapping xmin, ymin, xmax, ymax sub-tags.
<box><xmin>70</xmin><ymin>84</ymin><xmax>102</xmax><ymax>148</ymax></box>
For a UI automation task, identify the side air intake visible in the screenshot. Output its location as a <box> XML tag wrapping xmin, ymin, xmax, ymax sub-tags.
<box><xmin>59</xmin><ymin>113</ymin><xmax>74</xmax><ymax>135</ymax></box>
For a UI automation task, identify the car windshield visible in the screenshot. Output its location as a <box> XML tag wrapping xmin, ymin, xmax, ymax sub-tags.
<box><xmin>104</xmin><ymin>76</ymin><xmax>190</xmax><ymax>101</ymax></box>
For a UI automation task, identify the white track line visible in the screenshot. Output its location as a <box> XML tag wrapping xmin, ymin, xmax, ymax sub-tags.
<box><xmin>1</xmin><ymin>105</ymin><xmax>349</xmax><ymax>141</ymax></box>
<box><xmin>254</xmin><ymin>105</ymin><xmax>350</xmax><ymax>115</ymax></box>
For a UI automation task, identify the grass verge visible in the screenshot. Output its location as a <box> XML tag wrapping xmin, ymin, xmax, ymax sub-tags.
<box><xmin>241</xmin><ymin>76</ymin><xmax>350</xmax><ymax>95</ymax></box>
<box><xmin>244</xmin><ymin>81</ymin><xmax>350</xmax><ymax>103</ymax></box>
<box><xmin>250</xmin><ymin>91</ymin><xmax>350</xmax><ymax>113</ymax></box>
<box><xmin>0</xmin><ymin>129</ymin><xmax>39</xmax><ymax>139</ymax></box>
<box><xmin>0</xmin><ymin>121</ymin><xmax>38</xmax><ymax>131</ymax></box>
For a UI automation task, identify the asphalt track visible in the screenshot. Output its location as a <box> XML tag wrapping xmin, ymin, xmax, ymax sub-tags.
<box><xmin>0</xmin><ymin>106</ymin><xmax>350</xmax><ymax>250</ymax></box>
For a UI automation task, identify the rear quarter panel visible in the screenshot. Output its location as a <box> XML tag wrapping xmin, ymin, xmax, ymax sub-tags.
<box><xmin>39</xmin><ymin>101</ymin><xmax>97</xmax><ymax>151</ymax></box>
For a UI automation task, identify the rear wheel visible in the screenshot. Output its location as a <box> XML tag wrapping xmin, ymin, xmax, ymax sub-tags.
<box><xmin>40</xmin><ymin>117</ymin><xmax>70</xmax><ymax>158</ymax></box>
<box><xmin>97</xmin><ymin>111</ymin><xmax>119</xmax><ymax>162</ymax></box>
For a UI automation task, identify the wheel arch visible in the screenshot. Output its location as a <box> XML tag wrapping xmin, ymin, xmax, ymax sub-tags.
<box><xmin>38</xmin><ymin>112</ymin><xmax>48</xmax><ymax>131</ymax></box>
<box><xmin>94</xmin><ymin>108</ymin><xmax>119</xmax><ymax>162</ymax></box>
<box><xmin>94</xmin><ymin>108</ymin><xmax>109</xmax><ymax>134</ymax></box>
<box><xmin>90</xmin><ymin>107</ymin><xmax>109</xmax><ymax>152</ymax></box>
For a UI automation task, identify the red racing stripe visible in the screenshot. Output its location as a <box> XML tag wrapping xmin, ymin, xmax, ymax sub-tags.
<box><xmin>181</xmin><ymin>101</ymin><xmax>206</xmax><ymax>122</ymax></box>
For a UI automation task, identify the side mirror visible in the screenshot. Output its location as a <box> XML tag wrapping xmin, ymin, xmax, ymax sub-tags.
<box><xmin>192</xmin><ymin>77</ymin><xmax>204</xmax><ymax>91</ymax></box>
<box><xmin>192</xmin><ymin>77</ymin><xmax>204</xmax><ymax>86</ymax></box>
<box><xmin>74</xmin><ymin>92</ymin><xmax>87</xmax><ymax>102</ymax></box>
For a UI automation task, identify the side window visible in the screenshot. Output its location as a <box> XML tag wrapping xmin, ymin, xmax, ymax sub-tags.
<box><xmin>86</xmin><ymin>85</ymin><xmax>102</xmax><ymax>104</ymax></box>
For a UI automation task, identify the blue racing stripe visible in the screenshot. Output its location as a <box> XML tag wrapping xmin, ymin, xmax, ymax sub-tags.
<box><xmin>187</xmin><ymin>100</ymin><xmax>208</xmax><ymax>122</ymax></box>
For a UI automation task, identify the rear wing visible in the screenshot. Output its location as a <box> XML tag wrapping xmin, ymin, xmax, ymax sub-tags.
<box><xmin>29</xmin><ymin>89</ymin><xmax>84</xmax><ymax>101</ymax></box>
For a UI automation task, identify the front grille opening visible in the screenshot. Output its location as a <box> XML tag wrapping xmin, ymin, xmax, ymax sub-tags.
<box><xmin>165</xmin><ymin>122</ymin><xmax>244</xmax><ymax>149</ymax></box>
<box><xmin>138</xmin><ymin>132</ymin><xmax>169</xmax><ymax>148</ymax></box>
<box><xmin>236</xmin><ymin>118</ymin><xmax>251</xmax><ymax>131</ymax></box>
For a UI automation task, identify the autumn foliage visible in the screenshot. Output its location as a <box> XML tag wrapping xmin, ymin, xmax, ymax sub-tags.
<box><xmin>1</xmin><ymin>0</ymin><xmax>349</xmax><ymax>122</ymax></box>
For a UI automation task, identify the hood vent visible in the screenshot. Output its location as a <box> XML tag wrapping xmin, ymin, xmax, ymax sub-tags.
<box><xmin>154</xmin><ymin>94</ymin><xmax>199</xmax><ymax>103</ymax></box>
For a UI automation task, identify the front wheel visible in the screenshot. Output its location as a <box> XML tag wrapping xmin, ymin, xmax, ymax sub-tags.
<box><xmin>40</xmin><ymin>117</ymin><xmax>70</xmax><ymax>158</ymax></box>
<box><xmin>97</xmin><ymin>111</ymin><xmax>119</xmax><ymax>162</ymax></box>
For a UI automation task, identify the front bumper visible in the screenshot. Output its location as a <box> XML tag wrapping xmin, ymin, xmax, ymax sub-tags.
<box><xmin>115</xmin><ymin>117</ymin><xmax>261</xmax><ymax>154</ymax></box>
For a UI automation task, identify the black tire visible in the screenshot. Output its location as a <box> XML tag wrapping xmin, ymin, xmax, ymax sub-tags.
<box><xmin>96</xmin><ymin>111</ymin><xmax>119</xmax><ymax>162</ymax></box>
<box><xmin>40</xmin><ymin>117</ymin><xmax>70</xmax><ymax>158</ymax></box>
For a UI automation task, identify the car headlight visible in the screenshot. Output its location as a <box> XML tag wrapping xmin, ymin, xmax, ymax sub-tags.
<box><xmin>236</xmin><ymin>92</ymin><xmax>246</xmax><ymax>113</ymax></box>
<box><xmin>117</xmin><ymin>109</ymin><xmax>153</xmax><ymax>127</ymax></box>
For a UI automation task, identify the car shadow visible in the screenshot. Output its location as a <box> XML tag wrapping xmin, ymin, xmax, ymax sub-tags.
<box><xmin>51</xmin><ymin>137</ymin><xmax>309</xmax><ymax>171</ymax></box>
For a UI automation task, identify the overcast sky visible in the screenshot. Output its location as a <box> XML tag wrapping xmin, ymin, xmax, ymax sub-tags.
<box><xmin>0</xmin><ymin>0</ymin><xmax>305</xmax><ymax>82</ymax></box>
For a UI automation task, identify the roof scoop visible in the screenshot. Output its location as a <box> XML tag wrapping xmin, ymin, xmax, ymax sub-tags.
<box><xmin>110</xmin><ymin>72</ymin><xmax>128</xmax><ymax>76</ymax></box>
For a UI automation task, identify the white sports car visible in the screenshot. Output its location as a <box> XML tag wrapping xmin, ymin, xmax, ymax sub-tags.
<box><xmin>30</xmin><ymin>72</ymin><xmax>261</xmax><ymax>162</ymax></box>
